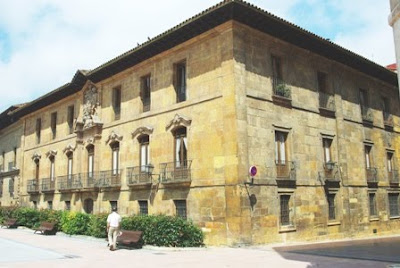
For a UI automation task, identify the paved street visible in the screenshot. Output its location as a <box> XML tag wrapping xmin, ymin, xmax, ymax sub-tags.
<box><xmin>0</xmin><ymin>227</ymin><xmax>399</xmax><ymax>268</ymax></box>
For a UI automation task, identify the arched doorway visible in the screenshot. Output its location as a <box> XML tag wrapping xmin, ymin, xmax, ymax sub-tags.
<box><xmin>83</xmin><ymin>198</ymin><xmax>93</xmax><ymax>214</ymax></box>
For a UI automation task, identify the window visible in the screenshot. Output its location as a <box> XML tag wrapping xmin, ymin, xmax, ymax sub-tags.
<box><xmin>174</xmin><ymin>128</ymin><xmax>187</xmax><ymax>168</ymax></box>
<box><xmin>84</xmin><ymin>198</ymin><xmax>94</xmax><ymax>214</ymax></box>
<box><xmin>280</xmin><ymin>195</ymin><xmax>291</xmax><ymax>226</ymax></box>
<box><xmin>49</xmin><ymin>156</ymin><xmax>55</xmax><ymax>181</ymax></box>
<box><xmin>387</xmin><ymin>151</ymin><xmax>394</xmax><ymax>174</ymax></box>
<box><xmin>275</xmin><ymin>131</ymin><xmax>287</xmax><ymax>165</ymax></box>
<box><xmin>174</xmin><ymin>200</ymin><xmax>187</xmax><ymax>219</ymax></box>
<box><xmin>138</xmin><ymin>200</ymin><xmax>148</xmax><ymax>215</ymax></box>
<box><xmin>317</xmin><ymin>72</ymin><xmax>327</xmax><ymax>93</ymax></box>
<box><xmin>141</xmin><ymin>75</ymin><xmax>151</xmax><ymax>112</ymax></box>
<box><xmin>365</xmin><ymin>145</ymin><xmax>373</xmax><ymax>169</ymax></box>
<box><xmin>33</xmin><ymin>201</ymin><xmax>37</xmax><ymax>210</ymax></box>
<box><xmin>48</xmin><ymin>201</ymin><xmax>53</xmax><ymax>210</ymax></box>
<box><xmin>322</xmin><ymin>138</ymin><xmax>332</xmax><ymax>164</ymax></box>
<box><xmin>9</xmin><ymin>178</ymin><xmax>14</xmax><ymax>196</ymax></box>
<box><xmin>0</xmin><ymin>180</ymin><xmax>3</xmax><ymax>197</ymax></box>
<box><xmin>65</xmin><ymin>201</ymin><xmax>71</xmax><ymax>211</ymax></box>
<box><xmin>111</xmin><ymin>142</ymin><xmax>120</xmax><ymax>175</ymax></box>
<box><xmin>35</xmin><ymin>159</ymin><xmax>40</xmax><ymax>180</ymax></box>
<box><xmin>359</xmin><ymin>89</ymin><xmax>368</xmax><ymax>107</ymax></box>
<box><xmin>112</xmin><ymin>87</ymin><xmax>121</xmax><ymax>120</ymax></box>
<box><xmin>13</xmin><ymin>147</ymin><xmax>17</xmax><ymax>167</ymax></box>
<box><xmin>272</xmin><ymin>55</ymin><xmax>283</xmax><ymax>87</ymax></box>
<box><xmin>389</xmin><ymin>193</ymin><xmax>399</xmax><ymax>217</ymax></box>
<box><xmin>175</xmin><ymin>61</ymin><xmax>186</xmax><ymax>102</ymax></box>
<box><xmin>87</xmin><ymin>145</ymin><xmax>94</xmax><ymax>178</ymax></box>
<box><xmin>327</xmin><ymin>193</ymin><xmax>336</xmax><ymax>220</ymax></box>
<box><xmin>67</xmin><ymin>105</ymin><xmax>75</xmax><ymax>134</ymax></box>
<box><xmin>1</xmin><ymin>151</ymin><xmax>4</xmax><ymax>171</ymax></box>
<box><xmin>67</xmin><ymin>152</ymin><xmax>73</xmax><ymax>179</ymax></box>
<box><xmin>51</xmin><ymin>112</ymin><xmax>57</xmax><ymax>139</ymax></box>
<box><xmin>36</xmin><ymin>118</ymin><xmax>41</xmax><ymax>144</ymax></box>
<box><xmin>139</xmin><ymin>135</ymin><xmax>150</xmax><ymax>172</ymax></box>
<box><xmin>369</xmin><ymin>193</ymin><xmax>377</xmax><ymax>217</ymax></box>
<box><xmin>110</xmin><ymin>201</ymin><xmax>118</xmax><ymax>211</ymax></box>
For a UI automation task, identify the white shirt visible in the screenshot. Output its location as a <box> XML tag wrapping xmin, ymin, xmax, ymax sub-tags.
<box><xmin>107</xmin><ymin>212</ymin><xmax>122</xmax><ymax>228</ymax></box>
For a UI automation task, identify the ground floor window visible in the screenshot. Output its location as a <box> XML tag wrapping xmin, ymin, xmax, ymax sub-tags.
<box><xmin>47</xmin><ymin>201</ymin><xmax>53</xmax><ymax>210</ymax></box>
<box><xmin>65</xmin><ymin>201</ymin><xmax>71</xmax><ymax>211</ymax></box>
<box><xmin>138</xmin><ymin>200</ymin><xmax>148</xmax><ymax>215</ymax></box>
<box><xmin>280</xmin><ymin>195</ymin><xmax>291</xmax><ymax>226</ymax></box>
<box><xmin>84</xmin><ymin>198</ymin><xmax>94</xmax><ymax>214</ymax></box>
<box><xmin>174</xmin><ymin>200</ymin><xmax>187</xmax><ymax>219</ymax></box>
<box><xmin>389</xmin><ymin>193</ymin><xmax>399</xmax><ymax>217</ymax></box>
<box><xmin>327</xmin><ymin>193</ymin><xmax>336</xmax><ymax>220</ymax></box>
<box><xmin>33</xmin><ymin>201</ymin><xmax>37</xmax><ymax>210</ymax></box>
<box><xmin>110</xmin><ymin>201</ymin><xmax>118</xmax><ymax>212</ymax></box>
<box><xmin>369</xmin><ymin>192</ymin><xmax>377</xmax><ymax>217</ymax></box>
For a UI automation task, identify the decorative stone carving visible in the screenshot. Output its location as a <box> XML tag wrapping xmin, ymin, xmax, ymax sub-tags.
<box><xmin>85</xmin><ymin>137</ymin><xmax>95</xmax><ymax>146</ymax></box>
<box><xmin>63</xmin><ymin>143</ymin><xmax>77</xmax><ymax>154</ymax></box>
<box><xmin>132</xmin><ymin>126</ymin><xmax>153</xmax><ymax>139</ymax></box>
<box><xmin>82</xmin><ymin>83</ymin><xmax>102</xmax><ymax>129</ymax></box>
<box><xmin>45</xmin><ymin>150</ymin><xmax>57</xmax><ymax>158</ymax></box>
<box><xmin>31</xmin><ymin>152</ymin><xmax>41</xmax><ymax>161</ymax></box>
<box><xmin>106</xmin><ymin>131</ymin><xmax>123</xmax><ymax>145</ymax></box>
<box><xmin>166</xmin><ymin>114</ymin><xmax>192</xmax><ymax>131</ymax></box>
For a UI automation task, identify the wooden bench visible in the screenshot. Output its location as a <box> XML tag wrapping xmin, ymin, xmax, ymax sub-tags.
<box><xmin>33</xmin><ymin>222</ymin><xmax>57</xmax><ymax>235</ymax></box>
<box><xmin>1</xmin><ymin>218</ymin><xmax>18</xmax><ymax>229</ymax></box>
<box><xmin>117</xmin><ymin>230</ymin><xmax>144</xmax><ymax>249</ymax></box>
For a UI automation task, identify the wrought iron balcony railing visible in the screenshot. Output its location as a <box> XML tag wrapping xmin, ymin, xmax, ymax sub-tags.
<box><xmin>319</xmin><ymin>92</ymin><xmax>335</xmax><ymax>111</ymax></box>
<box><xmin>275</xmin><ymin>161</ymin><xmax>296</xmax><ymax>180</ymax></box>
<box><xmin>319</xmin><ymin>162</ymin><xmax>340</xmax><ymax>182</ymax></box>
<box><xmin>127</xmin><ymin>166</ymin><xmax>154</xmax><ymax>186</ymax></box>
<box><xmin>389</xmin><ymin>170</ymin><xmax>399</xmax><ymax>184</ymax></box>
<box><xmin>80</xmin><ymin>172</ymin><xmax>100</xmax><ymax>189</ymax></box>
<box><xmin>41</xmin><ymin>178</ymin><xmax>56</xmax><ymax>192</ymax></box>
<box><xmin>160</xmin><ymin>161</ymin><xmax>192</xmax><ymax>184</ymax></box>
<box><xmin>58</xmin><ymin>174</ymin><xmax>82</xmax><ymax>191</ymax></box>
<box><xmin>272</xmin><ymin>77</ymin><xmax>291</xmax><ymax>99</ymax></box>
<box><xmin>361</xmin><ymin>106</ymin><xmax>373</xmax><ymax>123</ymax></box>
<box><xmin>27</xmin><ymin>179</ymin><xmax>39</xmax><ymax>193</ymax></box>
<box><xmin>366</xmin><ymin>167</ymin><xmax>378</xmax><ymax>183</ymax></box>
<box><xmin>96</xmin><ymin>170</ymin><xmax>122</xmax><ymax>188</ymax></box>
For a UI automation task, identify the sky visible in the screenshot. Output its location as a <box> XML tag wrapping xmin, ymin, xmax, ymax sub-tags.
<box><xmin>0</xmin><ymin>0</ymin><xmax>395</xmax><ymax>112</ymax></box>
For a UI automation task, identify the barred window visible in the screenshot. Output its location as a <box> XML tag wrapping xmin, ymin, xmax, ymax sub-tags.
<box><xmin>174</xmin><ymin>200</ymin><xmax>187</xmax><ymax>219</ymax></box>
<box><xmin>65</xmin><ymin>201</ymin><xmax>71</xmax><ymax>211</ymax></box>
<box><xmin>110</xmin><ymin>201</ymin><xmax>118</xmax><ymax>212</ymax></box>
<box><xmin>369</xmin><ymin>193</ymin><xmax>377</xmax><ymax>217</ymax></box>
<box><xmin>48</xmin><ymin>201</ymin><xmax>53</xmax><ymax>210</ymax></box>
<box><xmin>138</xmin><ymin>200</ymin><xmax>148</xmax><ymax>215</ymax></box>
<box><xmin>280</xmin><ymin>195</ymin><xmax>290</xmax><ymax>226</ymax></box>
<box><xmin>389</xmin><ymin>193</ymin><xmax>399</xmax><ymax>217</ymax></box>
<box><xmin>327</xmin><ymin>193</ymin><xmax>336</xmax><ymax>220</ymax></box>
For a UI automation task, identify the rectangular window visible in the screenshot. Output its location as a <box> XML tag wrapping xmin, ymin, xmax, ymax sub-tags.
<box><xmin>13</xmin><ymin>147</ymin><xmax>17</xmax><ymax>167</ymax></box>
<box><xmin>175</xmin><ymin>62</ymin><xmax>186</xmax><ymax>102</ymax></box>
<box><xmin>67</xmin><ymin>105</ymin><xmax>74</xmax><ymax>134</ymax></box>
<box><xmin>138</xmin><ymin>200</ymin><xmax>148</xmax><ymax>215</ymax></box>
<box><xmin>33</xmin><ymin>201</ymin><xmax>37</xmax><ymax>210</ymax></box>
<box><xmin>327</xmin><ymin>193</ymin><xmax>336</xmax><ymax>220</ymax></box>
<box><xmin>51</xmin><ymin>112</ymin><xmax>57</xmax><ymax>139</ymax></box>
<box><xmin>9</xmin><ymin>178</ymin><xmax>14</xmax><ymax>196</ymax></box>
<box><xmin>174</xmin><ymin>200</ymin><xmax>187</xmax><ymax>219</ymax></box>
<box><xmin>111</xmin><ymin>143</ymin><xmax>119</xmax><ymax>175</ymax></box>
<box><xmin>365</xmin><ymin>145</ymin><xmax>373</xmax><ymax>169</ymax></box>
<box><xmin>65</xmin><ymin>201</ymin><xmax>71</xmax><ymax>211</ymax></box>
<box><xmin>389</xmin><ymin>193</ymin><xmax>399</xmax><ymax>217</ymax></box>
<box><xmin>280</xmin><ymin>195</ymin><xmax>290</xmax><ymax>226</ymax></box>
<box><xmin>139</xmin><ymin>136</ymin><xmax>150</xmax><ymax>172</ymax></box>
<box><xmin>174</xmin><ymin>128</ymin><xmax>187</xmax><ymax>168</ymax></box>
<box><xmin>322</xmin><ymin>138</ymin><xmax>332</xmax><ymax>164</ymax></box>
<box><xmin>88</xmin><ymin>146</ymin><xmax>94</xmax><ymax>178</ymax></box>
<box><xmin>112</xmin><ymin>87</ymin><xmax>121</xmax><ymax>120</ymax></box>
<box><xmin>369</xmin><ymin>193</ymin><xmax>377</xmax><ymax>217</ymax></box>
<box><xmin>67</xmin><ymin>153</ymin><xmax>73</xmax><ymax>179</ymax></box>
<box><xmin>141</xmin><ymin>75</ymin><xmax>151</xmax><ymax>112</ymax></box>
<box><xmin>359</xmin><ymin>89</ymin><xmax>368</xmax><ymax>107</ymax></box>
<box><xmin>275</xmin><ymin>131</ymin><xmax>287</xmax><ymax>165</ymax></box>
<box><xmin>272</xmin><ymin>55</ymin><xmax>283</xmax><ymax>82</ymax></box>
<box><xmin>317</xmin><ymin>72</ymin><xmax>327</xmax><ymax>93</ymax></box>
<box><xmin>36</xmin><ymin>118</ymin><xmax>41</xmax><ymax>144</ymax></box>
<box><xmin>50</xmin><ymin>157</ymin><xmax>55</xmax><ymax>181</ymax></box>
<box><xmin>35</xmin><ymin>160</ymin><xmax>40</xmax><ymax>180</ymax></box>
<box><xmin>110</xmin><ymin>201</ymin><xmax>118</xmax><ymax>211</ymax></box>
<box><xmin>48</xmin><ymin>201</ymin><xmax>53</xmax><ymax>210</ymax></box>
<box><xmin>387</xmin><ymin>152</ymin><xmax>394</xmax><ymax>173</ymax></box>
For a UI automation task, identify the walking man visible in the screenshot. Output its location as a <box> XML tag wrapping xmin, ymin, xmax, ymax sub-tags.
<box><xmin>107</xmin><ymin>206</ymin><xmax>122</xmax><ymax>251</ymax></box>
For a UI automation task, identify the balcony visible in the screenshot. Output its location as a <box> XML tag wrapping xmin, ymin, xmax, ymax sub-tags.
<box><xmin>127</xmin><ymin>165</ymin><xmax>154</xmax><ymax>189</ymax></box>
<box><xmin>58</xmin><ymin>174</ymin><xmax>82</xmax><ymax>192</ymax></box>
<box><xmin>80</xmin><ymin>172</ymin><xmax>100</xmax><ymax>191</ymax></box>
<box><xmin>272</xmin><ymin>77</ymin><xmax>292</xmax><ymax>107</ymax></box>
<box><xmin>389</xmin><ymin>170</ymin><xmax>399</xmax><ymax>185</ymax></box>
<box><xmin>319</xmin><ymin>92</ymin><xmax>335</xmax><ymax>117</ymax></box>
<box><xmin>384</xmin><ymin>112</ymin><xmax>394</xmax><ymax>129</ymax></box>
<box><xmin>160</xmin><ymin>161</ymin><xmax>192</xmax><ymax>187</ymax></box>
<box><xmin>27</xmin><ymin>179</ymin><xmax>40</xmax><ymax>194</ymax></box>
<box><xmin>361</xmin><ymin>106</ymin><xmax>373</xmax><ymax>125</ymax></box>
<box><xmin>366</xmin><ymin>167</ymin><xmax>378</xmax><ymax>184</ymax></box>
<box><xmin>41</xmin><ymin>178</ymin><xmax>56</xmax><ymax>193</ymax></box>
<box><xmin>319</xmin><ymin>162</ymin><xmax>340</xmax><ymax>186</ymax></box>
<box><xmin>96</xmin><ymin>170</ymin><xmax>122</xmax><ymax>189</ymax></box>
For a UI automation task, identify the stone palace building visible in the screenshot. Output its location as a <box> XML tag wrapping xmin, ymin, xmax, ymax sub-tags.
<box><xmin>0</xmin><ymin>0</ymin><xmax>399</xmax><ymax>246</ymax></box>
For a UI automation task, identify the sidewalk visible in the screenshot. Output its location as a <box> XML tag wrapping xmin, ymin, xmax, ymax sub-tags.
<box><xmin>0</xmin><ymin>227</ymin><xmax>396</xmax><ymax>268</ymax></box>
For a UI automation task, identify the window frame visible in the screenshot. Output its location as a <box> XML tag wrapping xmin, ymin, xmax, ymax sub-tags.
<box><xmin>67</xmin><ymin>105</ymin><xmax>75</xmax><ymax>134</ymax></box>
<box><xmin>174</xmin><ymin>127</ymin><xmax>187</xmax><ymax>168</ymax></box>
<box><xmin>174</xmin><ymin>199</ymin><xmax>187</xmax><ymax>219</ymax></box>
<box><xmin>389</xmin><ymin>193</ymin><xmax>400</xmax><ymax>217</ymax></box>
<box><xmin>141</xmin><ymin>74</ymin><xmax>151</xmax><ymax>112</ymax></box>
<box><xmin>279</xmin><ymin>194</ymin><xmax>291</xmax><ymax>226</ymax></box>
<box><xmin>51</xmin><ymin>112</ymin><xmax>57</xmax><ymax>139</ymax></box>
<box><xmin>369</xmin><ymin>192</ymin><xmax>377</xmax><ymax>218</ymax></box>
<box><xmin>327</xmin><ymin>193</ymin><xmax>336</xmax><ymax>221</ymax></box>
<box><xmin>175</xmin><ymin>61</ymin><xmax>187</xmax><ymax>103</ymax></box>
<box><xmin>138</xmin><ymin>135</ymin><xmax>150</xmax><ymax>172</ymax></box>
<box><xmin>36</xmin><ymin>118</ymin><xmax>41</xmax><ymax>144</ymax></box>
<box><xmin>87</xmin><ymin>145</ymin><xmax>95</xmax><ymax>178</ymax></box>
<box><xmin>112</xmin><ymin>86</ymin><xmax>122</xmax><ymax>120</ymax></box>
<box><xmin>111</xmin><ymin>142</ymin><xmax>120</xmax><ymax>176</ymax></box>
<box><xmin>138</xmin><ymin>200</ymin><xmax>148</xmax><ymax>215</ymax></box>
<box><xmin>275</xmin><ymin>131</ymin><xmax>288</xmax><ymax>165</ymax></box>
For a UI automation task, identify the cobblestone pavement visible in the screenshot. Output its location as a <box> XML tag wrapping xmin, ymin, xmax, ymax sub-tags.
<box><xmin>0</xmin><ymin>227</ymin><xmax>399</xmax><ymax>268</ymax></box>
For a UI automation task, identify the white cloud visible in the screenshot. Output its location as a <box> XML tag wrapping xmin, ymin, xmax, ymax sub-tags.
<box><xmin>0</xmin><ymin>0</ymin><xmax>396</xmax><ymax>112</ymax></box>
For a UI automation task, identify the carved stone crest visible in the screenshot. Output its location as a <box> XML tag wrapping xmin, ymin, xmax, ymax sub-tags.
<box><xmin>106</xmin><ymin>131</ymin><xmax>123</xmax><ymax>145</ymax></box>
<box><xmin>31</xmin><ymin>152</ymin><xmax>41</xmax><ymax>161</ymax></box>
<box><xmin>82</xmin><ymin>83</ymin><xmax>102</xmax><ymax>129</ymax></box>
<box><xmin>132</xmin><ymin>126</ymin><xmax>153</xmax><ymax>139</ymax></box>
<box><xmin>63</xmin><ymin>143</ymin><xmax>77</xmax><ymax>154</ymax></box>
<box><xmin>166</xmin><ymin>114</ymin><xmax>191</xmax><ymax>131</ymax></box>
<box><xmin>45</xmin><ymin>150</ymin><xmax>57</xmax><ymax>158</ymax></box>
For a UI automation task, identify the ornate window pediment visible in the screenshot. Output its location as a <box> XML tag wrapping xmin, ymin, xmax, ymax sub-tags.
<box><xmin>63</xmin><ymin>143</ymin><xmax>76</xmax><ymax>154</ymax></box>
<box><xmin>31</xmin><ymin>152</ymin><xmax>41</xmax><ymax>161</ymax></box>
<box><xmin>132</xmin><ymin>126</ymin><xmax>153</xmax><ymax>139</ymax></box>
<box><xmin>45</xmin><ymin>150</ymin><xmax>57</xmax><ymax>158</ymax></box>
<box><xmin>106</xmin><ymin>131</ymin><xmax>123</xmax><ymax>145</ymax></box>
<box><xmin>166</xmin><ymin>114</ymin><xmax>191</xmax><ymax>131</ymax></box>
